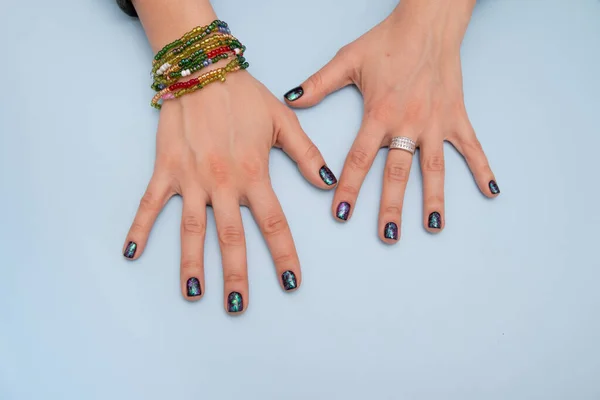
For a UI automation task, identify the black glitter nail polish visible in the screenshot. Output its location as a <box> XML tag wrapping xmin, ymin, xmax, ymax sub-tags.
<box><xmin>336</xmin><ymin>202</ymin><xmax>351</xmax><ymax>221</ymax></box>
<box><xmin>428</xmin><ymin>212</ymin><xmax>442</xmax><ymax>229</ymax></box>
<box><xmin>282</xmin><ymin>270</ymin><xmax>297</xmax><ymax>291</ymax></box>
<box><xmin>384</xmin><ymin>222</ymin><xmax>399</xmax><ymax>240</ymax></box>
<box><xmin>489</xmin><ymin>180</ymin><xmax>500</xmax><ymax>195</ymax></box>
<box><xmin>124</xmin><ymin>241</ymin><xmax>137</xmax><ymax>258</ymax></box>
<box><xmin>227</xmin><ymin>292</ymin><xmax>243</xmax><ymax>313</ymax></box>
<box><xmin>319</xmin><ymin>165</ymin><xmax>337</xmax><ymax>186</ymax></box>
<box><xmin>187</xmin><ymin>277</ymin><xmax>202</xmax><ymax>297</ymax></box>
<box><xmin>284</xmin><ymin>86</ymin><xmax>304</xmax><ymax>102</ymax></box>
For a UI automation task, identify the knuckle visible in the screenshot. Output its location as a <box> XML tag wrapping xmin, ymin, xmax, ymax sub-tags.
<box><xmin>384</xmin><ymin>205</ymin><xmax>402</xmax><ymax>216</ymax></box>
<box><xmin>129</xmin><ymin>221</ymin><xmax>147</xmax><ymax>234</ymax></box>
<box><xmin>401</xmin><ymin>99</ymin><xmax>425</xmax><ymax>123</ymax></box>
<box><xmin>218</xmin><ymin>225</ymin><xmax>244</xmax><ymax>247</ymax></box>
<box><xmin>422</xmin><ymin>155</ymin><xmax>445</xmax><ymax>173</ymax></box>
<box><xmin>261</xmin><ymin>214</ymin><xmax>289</xmax><ymax>236</ymax></box>
<box><xmin>224</xmin><ymin>271</ymin><xmax>247</xmax><ymax>285</ymax></box>
<box><xmin>208</xmin><ymin>155</ymin><xmax>231</xmax><ymax>185</ymax></box>
<box><xmin>302</xmin><ymin>143</ymin><xmax>322</xmax><ymax>165</ymax></box>
<box><xmin>139</xmin><ymin>190</ymin><xmax>162</xmax><ymax>212</ymax></box>
<box><xmin>241</xmin><ymin>156</ymin><xmax>267</xmax><ymax>183</ymax></box>
<box><xmin>366</xmin><ymin>104</ymin><xmax>395</xmax><ymax>124</ymax></box>
<box><xmin>338</xmin><ymin>183</ymin><xmax>359</xmax><ymax>197</ymax></box>
<box><xmin>348</xmin><ymin>148</ymin><xmax>371</xmax><ymax>172</ymax></box>
<box><xmin>181</xmin><ymin>259</ymin><xmax>202</xmax><ymax>271</ymax></box>
<box><xmin>386</xmin><ymin>161</ymin><xmax>410</xmax><ymax>183</ymax></box>
<box><xmin>310</xmin><ymin>69</ymin><xmax>325</xmax><ymax>91</ymax></box>
<box><xmin>272</xmin><ymin>253</ymin><xmax>296</xmax><ymax>266</ymax></box>
<box><xmin>182</xmin><ymin>215</ymin><xmax>206</xmax><ymax>236</ymax></box>
<box><xmin>425</xmin><ymin>194</ymin><xmax>444</xmax><ymax>205</ymax></box>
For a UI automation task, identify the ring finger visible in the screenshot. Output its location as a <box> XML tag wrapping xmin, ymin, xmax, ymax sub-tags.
<box><xmin>247</xmin><ymin>182</ymin><xmax>301</xmax><ymax>292</ymax></box>
<box><xmin>378</xmin><ymin>136</ymin><xmax>416</xmax><ymax>243</ymax></box>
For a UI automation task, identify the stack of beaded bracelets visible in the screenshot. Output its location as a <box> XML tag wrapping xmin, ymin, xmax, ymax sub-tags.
<box><xmin>150</xmin><ymin>20</ymin><xmax>249</xmax><ymax>109</ymax></box>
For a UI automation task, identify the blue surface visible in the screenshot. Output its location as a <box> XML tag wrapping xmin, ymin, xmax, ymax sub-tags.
<box><xmin>1</xmin><ymin>0</ymin><xmax>599</xmax><ymax>399</ymax></box>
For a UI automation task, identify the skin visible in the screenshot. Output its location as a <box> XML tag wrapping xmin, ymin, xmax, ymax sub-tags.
<box><xmin>123</xmin><ymin>0</ymin><xmax>336</xmax><ymax>314</ymax></box>
<box><xmin>285</xmin><ymin>0</ymin><xmax>499</xmax><ymax>243</ymax></box>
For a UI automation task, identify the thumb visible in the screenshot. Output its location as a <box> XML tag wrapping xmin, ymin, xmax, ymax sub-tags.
<box><xmin>283</xmin><ymin>49</ymin><xmax>353</xmax><ymax>108</ymax></box>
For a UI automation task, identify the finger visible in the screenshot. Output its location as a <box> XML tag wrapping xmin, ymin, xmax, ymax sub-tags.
<box><xmin>123</xmin><ymin>175</ymin><xmax>173</xmax><ymax>260</ymax></box>
<box><xmin>247</xmin><ymin>182</ymin><xmax>301</xmax><ymax>292</ymax></box>
<box><xmin>378</xmin><ymin>141</ymin><xmax>415</xmax><ymax>243</ymax></box>
<box><xmin>449</xmin><ymin>123</ymin><xmax>500</xmax><ymax>198</ymax></box>
<box><xmin>420</xmin><ymin>140</ymin><xmax>445</xmax><ymax>233</ymax></box>
<box><xmin>283</xmin><ymin>48</ymin><xmax>353</xmax><ymax>108</ymax></box>
<box><xmin>180</xmin><ymin>189</ymin><xmax>207</xmax><ymax>301</ymax></box>
<box><xmin>276</xmin><ymin>108</ymin><xmax>337</xmax><ymax>189</ymax></box>
<box><xmin>212</xmin><ymin>190</ymin><xmax>248</xmax><ymax>315</ymax></box>
<box><xmin>333</xmin><ymin>118</ymin><xmax>384</xmax><ymax>222</ymax></box>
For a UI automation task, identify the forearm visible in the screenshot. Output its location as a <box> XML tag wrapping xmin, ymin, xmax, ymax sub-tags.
<box><xmin>132</xmin><ymin>0</ymin><xmax>217</xmax><ymax>52</ymax></box>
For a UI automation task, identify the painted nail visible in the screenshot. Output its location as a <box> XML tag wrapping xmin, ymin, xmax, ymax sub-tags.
<box><xmin>123</xmin><ymin>241</ymin><xmax>137</xmax><ymax>259</ymax></box>
<box><xmin>319</xmin><ymin>165</ymin><xmax>337</xmax><ymax>186</ymax></box>
<box><xmin>428</xmin><ymin>212</ymin><xmax>442</xmax><ymax>229</ymax></box>
<box><xmin>186</xmin><ymin>277</ymin><xmax>202</xmax><ymax>297</ymax></box>
<box><xmin>384</xmin><ymin>222</ymin><xmax>399</xmax><ymax>240</ymax></box>
<box><xmin>227</xmin><ymin>291</ymin><xmax>243</xmax><ymax>313</ymax></box>
<box><xmin>336</xmin><ymin>202</ymin><xmax>351</xmax><ymax>221</ymax></box>
<box><xmin>282</xmin><ymin>270</ymin><xmax>297</xmax><ymax>291</ymax></box>
<box><xmin>489</xmin><ymin>180</ymin><xmax>500</xmax><ymax>195</ymax></box>
<box><xmin>284</xmin><ymin>86</ymin><xmax>304</xmax><ymax>102</ymax></box>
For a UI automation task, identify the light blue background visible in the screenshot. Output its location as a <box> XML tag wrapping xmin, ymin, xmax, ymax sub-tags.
<box><xmin>1</xmin><ymin>0</ymin><xmax>599</xmax><ymax>399</ymax></box>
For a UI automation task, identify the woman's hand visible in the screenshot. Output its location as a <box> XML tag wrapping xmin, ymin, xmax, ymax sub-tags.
<box><xmin>122</xmin><ymin>71</ymin><xmax>336</xmax><ymax>313</ymax></box>
<box><xmin>284</xmin><ymin>0</ymin><xmax>499</xmax><ymax>243</ymax></box>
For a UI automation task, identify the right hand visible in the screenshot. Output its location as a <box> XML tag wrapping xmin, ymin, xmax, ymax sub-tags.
<box><xmin>122</xmin><ymin>71</ymin><xmax>337</xmax><ymax>314</ymax></box>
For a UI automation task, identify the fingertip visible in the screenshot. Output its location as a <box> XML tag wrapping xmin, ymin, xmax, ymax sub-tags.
<box><xmin>226</xmin><ymin>291</ymin><xmax>245</xmax><ymax>315</ymax></box>
<box><xmin>381</xmin><ymin>221</ymin><xmax>400</xmax><ymax>244</ymax></box>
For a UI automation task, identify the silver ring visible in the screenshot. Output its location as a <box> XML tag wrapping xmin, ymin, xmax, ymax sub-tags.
<box><xmin>389</xmin><ymin>136</ymin><xmax>416</xmax><ymax>155</ymax></box>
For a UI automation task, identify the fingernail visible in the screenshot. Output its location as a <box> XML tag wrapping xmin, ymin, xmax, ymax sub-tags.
<box><xmin>227</xmin><ymin>291</ymin><xmax>243</xmax><ymax>313</ymax></box>
<box><xmin>123</xmin><ymin>241</ymin><xmax>137</xmax><ymax>259</ymax></box>
<box><xmin>384</xmin><ymin>222</ymin><xmax>399</xmax><ymax>240</ymax></box>
<box><xmin>336</xmin><ymin>202</ymin><xmax>351</xmax><ymax>221</ymax></box>
<box><xmin>284</xmin><ymin>86</ymin><xmax>304</xmax><ymax>102</ymax></box>
<box><xmin>489</xmin><ymin>180</ymin><xmax>500</xmax><ymax>195</ymax></box>
<box><xmin>319</xmin><ymin>165</ymin><xmax>337</xmax><ymax>186</ymax></box>
<box><xmin>428</xmin><ymin>212</ymin><xmax>442</xmax><ymax>229</ymax></box>
<box><xmin>187</xmin><ymin>277</ymin><xmax>202</xmax><ymax>297</ymax></box>
<box><xmin>282</xmin><ymin>270</ymin><xmax>297</xmax><ymax>291</ymax></box>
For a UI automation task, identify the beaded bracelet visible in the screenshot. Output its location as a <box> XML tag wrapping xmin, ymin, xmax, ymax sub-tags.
<box><xmin>150</xmin><ymin>20</ymin><xmax>248</xmax><ymax>109</ymax></box>
<box><xmin>153</xmin><ymin>20</ymin><xmax>230</xmax><ymax>66</ymax></box>
<box><xmin>151</xmin><ymin>56</ymin><xmax>249</xmax><ymax>109</ymax></box>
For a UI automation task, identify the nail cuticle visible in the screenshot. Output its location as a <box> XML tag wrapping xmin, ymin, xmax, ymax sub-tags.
<box><xmin>319</xmin><ymin>165</ymin><xmax>337</xmax><ymax>186</ymax></box>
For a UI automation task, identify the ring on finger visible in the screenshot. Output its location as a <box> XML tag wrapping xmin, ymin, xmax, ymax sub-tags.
<box><xmin>389</xmin><ymin>136</ymin><xmax>417</xmax><ymax>155</ymax></box>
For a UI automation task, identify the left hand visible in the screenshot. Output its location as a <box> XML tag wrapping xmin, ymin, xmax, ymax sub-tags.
<box><xmin>284</xmin><ymin>0</ymin><xmax>500</xmax><ymax>243</ymax></box>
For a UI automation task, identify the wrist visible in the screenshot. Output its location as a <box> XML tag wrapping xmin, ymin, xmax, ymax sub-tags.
<box><xmin>133</xmin><ymin>0</ymin><xmax>217</xmax><ymax>53</ymax></box>
<box><xmin>390</xmin><ymin>0</ymin><xmax>475</xmax><ymax>51</ymax></box>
